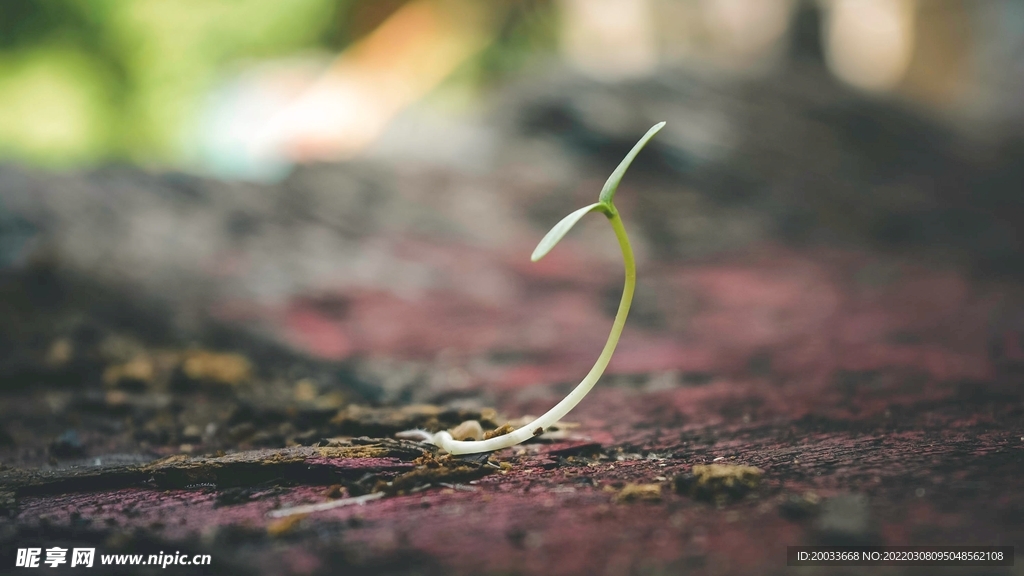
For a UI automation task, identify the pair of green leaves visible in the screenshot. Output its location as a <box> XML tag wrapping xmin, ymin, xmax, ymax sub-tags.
<box><xmin>530</xmin><ymin>122</ymin><xmax>666</xmax><ymax>262</ymax></box>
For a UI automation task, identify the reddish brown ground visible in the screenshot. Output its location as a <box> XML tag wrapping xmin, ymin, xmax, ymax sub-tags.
<box><xmin>3</xmin><ymin>53</ymin><xmax>1024</xmax><ymax>574</ymax></box>
<box><xmin>2</xmin><ymin>237</ymin><xmax>1022</xmax><ymax>576</ymax></box>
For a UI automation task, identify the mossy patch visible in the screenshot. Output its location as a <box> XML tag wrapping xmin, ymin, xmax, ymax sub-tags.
<box><xmin>674</xmin><ymin>464</ymin><xmax>762</xmax><ymax>504</ymax></box>
<box><xmin>614</xmin><ymin>483</ymin><xmax>662</xmax><ymax>503</ymax></box>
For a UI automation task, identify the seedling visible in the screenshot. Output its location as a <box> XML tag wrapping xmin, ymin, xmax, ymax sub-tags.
<box><xmin>404</xmin><ymin>122</ymin><xmax>665</xmax><ymax>455</ymax></box>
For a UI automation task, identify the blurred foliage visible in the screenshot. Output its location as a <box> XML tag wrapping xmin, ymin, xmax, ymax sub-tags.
<box><xmin>463</xmin><ymin>0</ymin><xmax>557</xmax><ymax>86</ymax></box>
<box><xmin>0</xmin><ymin>0</ymin><xmax>555</xmax><ymax>167</ymax></box>
<box><xmin>0</xmin><ymin>0</ymin><xmax>347</xmax><ymax>166</ymax></box>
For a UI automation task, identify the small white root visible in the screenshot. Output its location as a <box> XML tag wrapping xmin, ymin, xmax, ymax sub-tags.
<box><xmin>394</xmin><ymin>429</ymin><xmax>435</xmax><ymax>443</ymax></box>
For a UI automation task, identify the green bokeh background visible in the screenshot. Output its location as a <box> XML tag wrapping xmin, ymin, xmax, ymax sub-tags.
<box><xmin>0</xmin><ymin>0</ymin><xmax>555</xmax><ymax>168</ymax></box>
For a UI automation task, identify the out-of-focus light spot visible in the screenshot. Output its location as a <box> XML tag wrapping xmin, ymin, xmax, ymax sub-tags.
<box><xmin>824</xmin><ymin>0</ymin><xmax>916</xmax><ymax>92</ymax></box>
<box><xmin>0</xmin><ymin>51</ymin><xmax>111</xmax><ymax>164</ymax></box>
<box><xmin>196</xmin><ymin>0</ymin><xmax>491</xmax><ymax>180</ymax></box>
<box><xmin>251</xmin><ymin>0</ymin><xmax>490</xmax><ymax>163</ymax></box>
<box><xmin>196</xmin><ymin>59</ymin><xmax>324</xmax><ymax>181</ymax></box>
<box><xmin>702</xmin><ymin>0</ymin><xmax>793</xmax><ymax>66</ymax></box>
<box><xmin>559</xmin><ymin>0</ymin><xmax>658</xmax><ymax>80</ymax></box>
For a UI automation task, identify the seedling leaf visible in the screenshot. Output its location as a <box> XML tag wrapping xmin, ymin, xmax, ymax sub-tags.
<box><xmin>531</xmin><ymin>202</ymin><xmax>603</xmax><ymax>262</ymax></box>
<box><xmin>395</xmin><ymin>121</ymin><xmax>664</xmax><ymax>456</ymax></box>
<box><xmin>598</xmin><ymin>121</ymin><xmax>666</xmax><ymax>205</ymax></box>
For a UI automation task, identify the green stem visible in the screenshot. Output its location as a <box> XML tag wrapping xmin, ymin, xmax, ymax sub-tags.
<box><xmin>434</xmin><ymin>204</ymin><xmax>635</xmax><ymax>454</ymax></box>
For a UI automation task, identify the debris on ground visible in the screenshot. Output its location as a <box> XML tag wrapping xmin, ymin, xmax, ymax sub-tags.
<box><xmin>614</xmin><ymin>483</ymin><xmax>663</xmax><ymax>503</ymax></box>
<box><xmin>673</xmin><ymin>464</ymin><xmax>763</xmax><ymax>504</ymax></box>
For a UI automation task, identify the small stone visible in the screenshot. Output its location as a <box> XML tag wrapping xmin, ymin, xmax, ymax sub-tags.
<box><xmin>450</xmin><ymin>420</ymin><xmax>484</xmax><ymax>441</ymax></box>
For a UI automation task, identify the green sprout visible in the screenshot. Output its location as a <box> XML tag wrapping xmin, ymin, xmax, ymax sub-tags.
<box><xmin>405</xmin><ymin>122</ymin><xmax>665</xmax><ymax>455</ymax></box>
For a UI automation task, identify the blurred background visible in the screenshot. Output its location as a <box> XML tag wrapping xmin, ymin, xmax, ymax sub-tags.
<box><xmin>1</xmin><ymin>0</ymin><xmax>1023</xmax><ymax>456</ymax></box>
<box><xmin>1</xmin><ymin>0</ymin><xmax>1022</xmax><ymax>172</ymax></box>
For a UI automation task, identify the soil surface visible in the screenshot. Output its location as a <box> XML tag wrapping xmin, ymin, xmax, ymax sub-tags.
<box><xmin>2</xmin><ymin>63</ymin><xmax>1023</xmax><ymax>575</ymax></box>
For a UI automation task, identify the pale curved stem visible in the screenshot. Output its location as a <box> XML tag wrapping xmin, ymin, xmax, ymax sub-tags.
<box><xmin>432</xmin><ymin>206</ymin><xmax>635</xmax><ymax>455</ymax></box>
